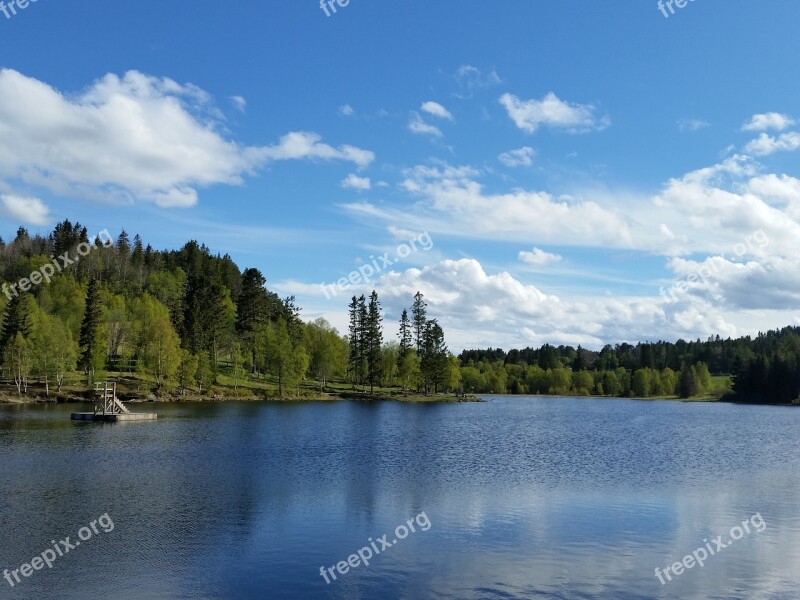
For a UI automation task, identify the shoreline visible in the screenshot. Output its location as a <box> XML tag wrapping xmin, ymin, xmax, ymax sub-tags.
<box><xmin>0</xmin><ymin>391</ymin><xmax>483</xmax><ymax>405</ymax></box>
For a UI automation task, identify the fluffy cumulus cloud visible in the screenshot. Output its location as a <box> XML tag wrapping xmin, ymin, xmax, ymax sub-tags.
<box><xmin>741</xmin><ymin>112</ymin><xmax>795</xmax><ymax>132</ymax></box>
<box><xmin>421</xmin><ymin>101</ymin><xmax>454</xmax><ymax>121</ymax></box>
<box><xmin>0</xmin><ymin>194</ymin><xmax>50</xmax><ymax>225</ymax></box>
<box><xmin>335</xmin><ymin>147</ymin><xmax>800</xmax><ymax>347</ymax></box>
<box><xmin>0</xmin><ymin>69</ymin><xmax>373</xmax><ymax>208</ymax></box>
<box><xmin>499</xmin><ymin>92</ymin><xmax>610</xmax><ymax>134</ymax></box>
<box><xmin>498</xmin><ymin>146</ymin><xmax>535</xmax><ymax>167</ymax></box>
<box><xmin>341</xmin><ymin>173</ymin><xmax>371</xmax><ymax>191</ymax></box>
<box><xmin>743</xmin><ymin>132</ymin><xmax>800</xmax><ymax>156</ymax></box>
<box><xmin>259</xmin><ymin>131</ymin><xmax>374</xmax><ymax>167</ymax></box>
<box><xmin>519</xmin><ymin>247</ymin><xmax>562</xmax><ymax>266</ymax></box>
<box><xmin>332</xmin><ymin>257</ymin><xmax>746</xmax><ymax>350</ymax></box>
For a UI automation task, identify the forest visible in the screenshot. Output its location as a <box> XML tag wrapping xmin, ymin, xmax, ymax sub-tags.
<box><xmin>0</xmin><ymin>220</ymin><xmax>797</xmax><ymax>404</ymax></box>
<box><xmin>0</xmin><ymin>221</ymin><xmax>457</xmax><ymax>400</ymax></box>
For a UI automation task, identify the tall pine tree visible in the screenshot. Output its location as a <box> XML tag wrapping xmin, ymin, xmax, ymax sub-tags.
<box><xmin>78</xmin><ymin>278</ymin><xmax>104</xmax><ymax>384</ymax></box>
<box><xmin>411</xmin><ymin>291</ymin><xmax>427</xmax><ymax>355</ymax></box>
<box><xmin>366</xmin><ymin>291</ymin><xmax>383</xmax><ymax>393</ymax></box>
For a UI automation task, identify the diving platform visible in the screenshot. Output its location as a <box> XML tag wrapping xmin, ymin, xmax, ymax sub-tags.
<box><xmin>71</xmin><ymin>382</ymin><xmax>157</xmax><ymax>423</ymax></box>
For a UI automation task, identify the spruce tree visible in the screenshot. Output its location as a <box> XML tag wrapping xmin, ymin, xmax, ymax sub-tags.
<box><xmin>411</xmin><ymin>291</ymin><xmax>427</xmax><ymax>354</ymax></box>
<box><xmin>78</xmin><ymin>278</ymin><xmax>103</xmax><ymax>384</ymax></box>
<box><xmin>366</xmin><ymin>291</ymin><xmax>383</xmax><ymax>393</ymax></box>
<box><xmin>0</xmin><ymin>293</ymin><xmax>31</xmax><ymax>356</ymax></box>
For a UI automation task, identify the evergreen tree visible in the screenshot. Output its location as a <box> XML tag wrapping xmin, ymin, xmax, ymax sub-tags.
<box><xmin>0</xmin><ymin>292</ymin><xmax>32</xmax><ymax>356</ymax></box>
<box><xmin>366</xmin><ymin>290</ymin><xmax>383</xmax><ymax>392</ymax></box>
<box><xmin>411</xmin><ymin>291</ymin><xmax>427</xmax><ymax>354</ymax></box>
<box><xmin>421</xmin><ymin>319</ymin><xmax>448</xmax><ymax>393</ymax></box>
<box><xmin>236</xmin><ymin>268</ymin><xmax>270</xmax><ymax>372</ymax></box>
<box><xmin>398</xmin><ymin>309</ymin><xmax>412</xmax><ymax>364</ymax></box>
<box><xmin>78</xmin><ymin>278</ymin><xmax>104</xmax><ymax>384</ymax></box>
<box><xmin>678</xmin><ymin>363</ymin><xmax>698</xmax><ymax>398</ymax></box>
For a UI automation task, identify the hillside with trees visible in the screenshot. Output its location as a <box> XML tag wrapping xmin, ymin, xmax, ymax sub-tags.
<box><xmin>0</xmin><ymin>221</ymin><xmax>461</xmax><ymax>402</ymax></box>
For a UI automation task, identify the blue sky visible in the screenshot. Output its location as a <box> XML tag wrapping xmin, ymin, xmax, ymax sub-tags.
<box><xmin>2</xmin><ymin>0</ymin><xmax>800</xmax><ymax>350</ymax></box>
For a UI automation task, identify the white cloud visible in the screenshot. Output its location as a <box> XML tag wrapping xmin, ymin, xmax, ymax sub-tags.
<box><xmin>338</xmin><ymin>104</ymin><xmax>355</xmax><ymax>117</ymax></box>
<box><xmin>0</xmin><ymin>194</ymin><xmax>50</xmax><ymax>225</ymax></box>
<box><xmin>421</xmin><ymin>101</ymin><xmax>454</xmax><ymax>121</ymax></box>
<box><xmin>678</xmin><ymin>118</ymin><xmax>710</xmax><ymax>132</ymax></box>
<box><xmin>341</xmin><ymin>173</ymin><xmax>371</xmax><ymax>191</ymax></box>
<box><xmin>743</xmin><ymin>132</ymin><xmax>800</xmax><ymax>156</ymax></box>
<box><xmin>454</xmin><ymin>65</ymin><xmax>501</xmax><ymax>97</ymax></box>
<box><xmin>229</xmin><ymin>95</ymin><xmax>246</xmax><ymax>113</ymax></box>
<box><xmin>519</xmin><ymin>247</ymin><xmax>562</xmax><ymax>266</ymax></box>
<box><xmin>408</xmin><ymin>112</ymin><xmax>443</xmax><ymax>138</ymax></box>
<box><xmin>259</xmin><ymin>131</ymin><xmax>374</xmax><ymax>168</ymax></box>
<box><xmin>498</xmin><ymin>146</ymin><xmax>535</xmax><ymax>167</ymax></box>
<box><xmin>0</xmin><ymin>69</ymin><xmax>374</xmax><ymax>208</ymax></box>
<box><xmin>742</xmin><ymin>112</ymin><xmax>795</xmax><ymax>132</ymax></box>
<box><xmin>499</xmin><ymin>92</ymin><xmax>609</xmax><ymax>134</ymax></box>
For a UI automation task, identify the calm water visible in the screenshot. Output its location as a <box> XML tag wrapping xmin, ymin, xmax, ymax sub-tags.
<box><xmin>2</xmin><ymin>397</ymin><xmax>800</xmax><ymax>599</ymax></box>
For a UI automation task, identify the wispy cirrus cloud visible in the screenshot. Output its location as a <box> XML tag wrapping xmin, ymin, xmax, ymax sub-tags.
<box><xmin>498</xmin><ymin>146</ymin><xmax>535</xmax><ymax>167</ymax></box>
<box><xmin>678</xmin><ymin>118</ymin><xmax>710</xmax><ymax>132</ymax></box>
<box><xmin>408</xmin><ymin>112</ymin><xmax>443</xmax><ymax>138</ymax></box>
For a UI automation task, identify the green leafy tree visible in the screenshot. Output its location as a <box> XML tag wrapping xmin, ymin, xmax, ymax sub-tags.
<box><xmin>3</xmin><ymin>332</ymin><xmax>32</xmax><ymax>394</ymax></box>
<box><xmin>177</xmin><ymin>350</ymin><xmax>199</xmax><ymax>395</ymax></box>
<box><xmin>445</xmin><ymin>354</ymin><xmax>462</xmax><ymax>394</ymax></box>
<box><xmin>132</xmin><ymin>294</ymin><xmax>182</xmax><ymax>388</ymax></box>
<box><xmin>267</xmin><ymin>318</ymin><xmax>308</xmax><ymax>398</ymax></box>
<box><xmin>306</xmin><ymin>318</ymin><xmax>347</xmax><ymax>391</ymax></box>
<box><xmin>195</xmin><ymin>352</ymin><xmax>215</xmax><ymax>394</ymax></box>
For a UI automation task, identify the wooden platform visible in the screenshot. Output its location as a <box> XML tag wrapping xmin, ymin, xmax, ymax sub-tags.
<box><xmin>71</xmin><ymin>412</ymin><xmax>157</xmax><ymax>422</ymax></box>
<box><xmin>71</xmin><ymin>382</ymin><xmax>157</xmax><ymax>423</ymax></box>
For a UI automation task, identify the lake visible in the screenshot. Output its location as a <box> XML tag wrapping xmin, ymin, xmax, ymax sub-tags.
<box><xmin>1</xmin><ymin>396</ymin><xmax>799</xmax><ymax>599</ymax></box>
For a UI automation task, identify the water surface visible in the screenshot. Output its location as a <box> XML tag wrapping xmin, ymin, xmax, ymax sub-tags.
<box><xmin>1</xmin><ymin>397</ymin><xmax>799</xmax><ymax>599</ymax></box>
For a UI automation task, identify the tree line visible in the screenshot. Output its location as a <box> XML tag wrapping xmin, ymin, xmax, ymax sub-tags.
<box><xmin>460</xmin><ymin>328</ymin><xmax>800</xmax><ymax>402</ymax></box>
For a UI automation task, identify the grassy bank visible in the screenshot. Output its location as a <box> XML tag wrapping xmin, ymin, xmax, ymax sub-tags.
<box><xmin>0</xmin><ymin>370</ymin><xmax>478</xmax><ymax>404</ymax></box>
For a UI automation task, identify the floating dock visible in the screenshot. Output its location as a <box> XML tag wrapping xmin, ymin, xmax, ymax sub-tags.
<box><xmin>71</xmin><ymin>382</ymin><xmax>157</xmax><ymax>423</ymax></box>
<box><xmin>71</xmin><ymin>412</ymin><xmax>158</xmax><ymax>422</ymax></box>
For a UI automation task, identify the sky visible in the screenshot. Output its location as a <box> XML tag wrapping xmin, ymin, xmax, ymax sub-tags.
<box><xmin>1</xmin><ymin>0</ymin><xmax>800</xmax><ymax>352</ymax></box>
